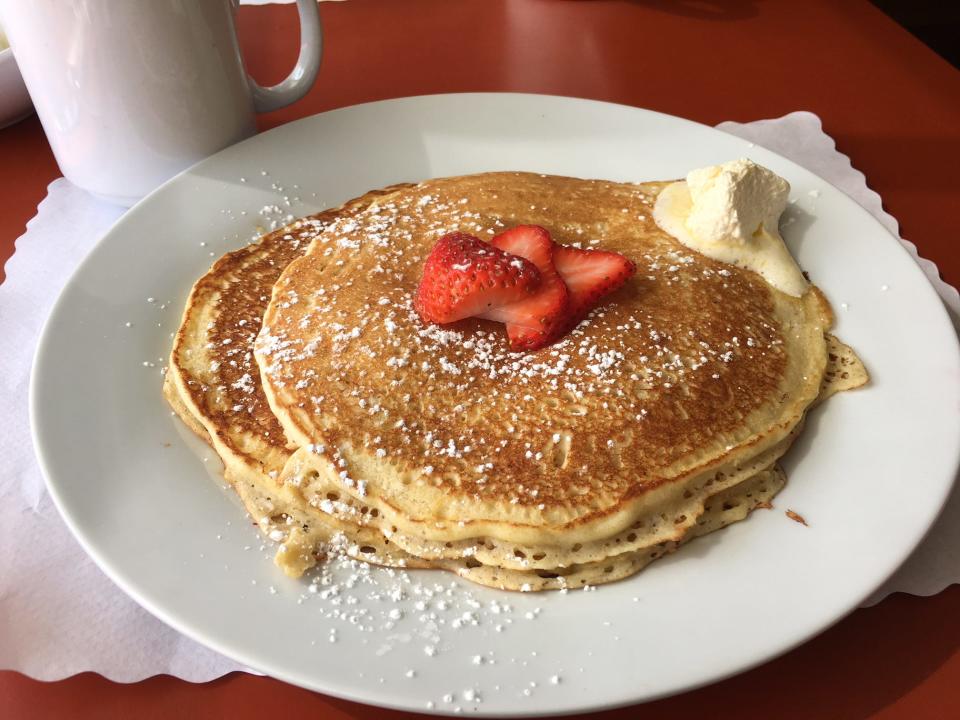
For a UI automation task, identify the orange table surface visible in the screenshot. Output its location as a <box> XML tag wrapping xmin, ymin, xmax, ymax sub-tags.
<box><xmin>1</xmin><ymin>1</ymin><xmax>958</xmax><ymax>718</ymax></box>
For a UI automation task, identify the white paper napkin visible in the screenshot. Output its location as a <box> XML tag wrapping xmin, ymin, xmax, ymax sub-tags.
<box><xmin>0</xmin><ymin>112</ymin><xmax>956</xmax><ymax>682</ymax></box>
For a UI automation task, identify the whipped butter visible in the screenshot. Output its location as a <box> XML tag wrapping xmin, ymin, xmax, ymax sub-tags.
<box><xmin>652</xmin><ymin>158</ymin><xmax>807</xmax><ymax>296</ymax></box>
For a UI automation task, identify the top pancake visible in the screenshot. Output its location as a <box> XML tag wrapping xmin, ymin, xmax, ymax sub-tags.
<box><xmin>255</xmin><ymin>172</ymin><xmax>834</xmax><ymax>546</ymax></box>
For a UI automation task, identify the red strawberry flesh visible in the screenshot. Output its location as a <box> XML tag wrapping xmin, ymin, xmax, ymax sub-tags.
<box><xmin>414</xmin><ymin>232</ymin><xmax>541</xmax><ymax>324</ymax></box>
<box><xmin>553</xmin><ymin>244</ymin><xmax>636</xmax><ymax>332</ymax></box>
<box><xmin>477</xmin><ymin>225</ymin><xmax>570</xmax><ymax>350</ymax></box>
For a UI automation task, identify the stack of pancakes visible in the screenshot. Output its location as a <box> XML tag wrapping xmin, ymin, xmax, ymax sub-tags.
<box><xmin>164</xmin><ymin>172</ymin><xmax>866</xmax><ymax>591</ymax></box>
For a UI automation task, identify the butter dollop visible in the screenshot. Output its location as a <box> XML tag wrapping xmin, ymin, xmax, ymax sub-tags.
<box><xmin>652</xmin><ymin>158</ymin><xmax>807</xmax><ymax>296</ymax></box>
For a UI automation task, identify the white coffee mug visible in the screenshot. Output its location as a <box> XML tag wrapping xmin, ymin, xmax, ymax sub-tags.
<box><xmin>0</xmin><ymin>0</ymin><xmax>322</xmax><ymax>206</ymax></box>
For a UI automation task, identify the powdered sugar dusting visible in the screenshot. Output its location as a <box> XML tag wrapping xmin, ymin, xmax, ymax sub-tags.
<box><xmin>254</xmin><ymin>175</ymin><xmax>787</xmax><ymax>509</ymax></box>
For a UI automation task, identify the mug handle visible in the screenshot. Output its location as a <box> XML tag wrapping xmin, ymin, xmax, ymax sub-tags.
<box><xmin>245</xmin><ymin>0</ymin><xmax>323</xmax><ymax>113</ymax></box>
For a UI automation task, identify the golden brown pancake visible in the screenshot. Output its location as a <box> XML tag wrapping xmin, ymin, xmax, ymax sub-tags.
<box><xmin>165</xmin><ymin>188</ymin><xmax>425</xmax><ymax>573</ymax></box>
<box><xmin>248</xmin><ymin>172</ymin><xmax>866</xmax><ymax>587</ymax></box>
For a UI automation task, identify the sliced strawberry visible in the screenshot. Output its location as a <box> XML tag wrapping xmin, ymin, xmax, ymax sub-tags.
<box><xmin>553</xmin><ymin>244</ymin><xmax>636</xmax><ymax>331</ymax></box>
<box><xmin>478</xmin><ymin>225</ymin><xmax>570</xmax><ymax>351</ymax></box>
<box><xmin>414</xmin><ymin>232</ymin><xmax>541</xmax><ymax>324</ymax></box>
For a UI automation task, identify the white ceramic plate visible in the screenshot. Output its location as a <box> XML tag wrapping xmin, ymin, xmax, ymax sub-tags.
<box><xmin>31</xmin><ymin>94</ymin><xmax>960</xmax><ymax>716</ymax></box>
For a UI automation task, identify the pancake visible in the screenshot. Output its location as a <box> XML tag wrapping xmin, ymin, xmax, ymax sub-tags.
<box><xmin>166</xmin><ymin>302</ymin><xmax>795</xmax><ymax>590</ymax></box>
<box><xmin>163</xmin><ymin>199</ymin><xmax>827</xmax><ymax>587</ymax></box>
<box><xmin>251</xmin><ymin>171</ymin><xmax>867</xmax><ymax>587</ymax></box>
<box><xmin>167</xmin><ymin>185</ymin><xmax>416</xmax><ymax>486</ymax></box>
<box><xmin>165</xmin><ymin>187</ymin><xmax>422</xmax><ymax>573</ymax></box>
<box><xmin>274</xmin><ymin>350</ymin><xmax>858</xmax><ymax>587</ymax></box>
<box><xmin>277</xmin><ymin>428</ymin><xmax>797</xmax><ymax>572</ymax></box>
<box><xmin>165</xmin><ymin>171</ymin><xmax>866</xmax><ymax>589</ymax></box>
<box><xmin>274</xmin><ymin>440</ymin><xmax>788</xmax><ymax>590</ymax></box>
<box><xmin>169</xmin><ymin>343</ymin><xmax>788</xmax><ymax>592</ymax></box>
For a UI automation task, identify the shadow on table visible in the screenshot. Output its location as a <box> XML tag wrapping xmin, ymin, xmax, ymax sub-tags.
<box><xmin>834</xmin><ymin>135</ymin><xmax>960</xmax><ymax>193</ymax></box>
<box><xmin>566</xmin><ymin>0</ymin><xmax>760</xmax><ymax>21</ymax></box>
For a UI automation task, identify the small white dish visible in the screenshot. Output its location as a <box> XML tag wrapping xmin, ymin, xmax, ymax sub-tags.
<box><xmin>30</xmin><ymin>94</ymin><xmax>960</xmax><ymax>715</ymax></box>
